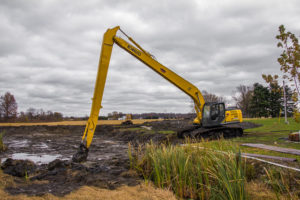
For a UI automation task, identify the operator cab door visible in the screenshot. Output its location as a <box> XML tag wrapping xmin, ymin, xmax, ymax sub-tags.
<box><xmin>202</xmin><ymin>103</ymin><xmax>225</xmax><ymax>127</ymax></box>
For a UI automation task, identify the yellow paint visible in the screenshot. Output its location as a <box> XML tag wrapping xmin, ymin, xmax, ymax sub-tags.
<box><xmin>125</xmin><ymin>114</ymin><xmax>132</xmax><ymax>120</ymax></box>
<box><xmin>193</xmin><ymin>109</ymin><xmax>243</xmax><ymax>124</ymax></box>
<box><xmin>225</xmin><ymin>109</ymin><xmax>243</xmax><ymax>123</ymax></box>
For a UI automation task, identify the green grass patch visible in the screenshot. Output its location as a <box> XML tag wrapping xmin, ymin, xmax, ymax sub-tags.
<box><xmin>125</xmin><ymin>127</ymin><xmax>144</xmax><ymax>131</ymax></box>
<box><xmin>244</xmin><ymin>118</ymin><xmax>299</xmax><ymax>133</ymax></box>
<box><xmin>157</xmin><ymin>130</ymin><xmax>175</xmax><ymax>135</ymax></box>
<box><xmin>228</xmin><ymin>118</ymin><xmax>300</xmax><ymax>156</ymax></box>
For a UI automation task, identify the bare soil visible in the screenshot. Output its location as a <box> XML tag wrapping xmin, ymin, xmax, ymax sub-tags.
<box><xmin>0</xmin><ymin>120</ymin><xmax>255</xmax><ymax>197</ymax></box>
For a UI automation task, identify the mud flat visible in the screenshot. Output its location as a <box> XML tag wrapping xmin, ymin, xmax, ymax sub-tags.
<box><xmin>0</xmin><ymin>121</ymin><xmax>182</xmax><ymax>196</ymax></box>
<box><xmin>0</xmin><ymin>120</ymin><xmax>254</xmax><ymax>196</ymax></box>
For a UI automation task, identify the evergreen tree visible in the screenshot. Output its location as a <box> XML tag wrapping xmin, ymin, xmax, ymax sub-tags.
<box><xmin>250</xmin><ymin>83</ymin><xmax>270</xmax><ymax>117</ymax></box>
<box><xmin>269</xmin><ymin>83</ymin><xmax>283</xmax><ymax>117</ymax></box>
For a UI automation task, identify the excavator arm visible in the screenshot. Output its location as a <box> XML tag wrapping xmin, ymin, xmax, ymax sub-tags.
<box><xmin>73</xmin><ymin>26</ymin><xmax>205</xmax><ymax>162</ymax></box>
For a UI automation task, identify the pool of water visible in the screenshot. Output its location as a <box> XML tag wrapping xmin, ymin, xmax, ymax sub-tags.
<box><xmin>2</xmin><ymin>153</ymin><xmax>66</xmax><ymax>164</ymax></box>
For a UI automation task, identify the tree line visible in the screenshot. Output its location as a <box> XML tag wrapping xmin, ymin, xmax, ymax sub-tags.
<box><xmin>0</xmin><ymin>92</ymin><xmax>63</xmax><ymax>122</ymax></box>
<box><xmin>18</xmin><ymin>108</ymin><xmax>63</xmax><ymax>122</ymax></box>
<box><xmin>233</xmin><ymin>82</ymin><xmax>296</xmax><ymax>118</ymax></box>
<box><xmin>107</xmin><ymin>111</ymin><xmax>195</xmax><ymax>120</ymax></box>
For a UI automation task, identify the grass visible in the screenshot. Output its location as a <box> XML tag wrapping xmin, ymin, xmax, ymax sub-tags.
<box><xmin>129</xmin><ymin>140</ymin><xmax>247</xmax><ymax>200</ymax></box>
<box><xmin>231</xmin><ymin>118</ymin><xmax>300</xmax><ymax>198</ymax></box>
<box><xmin>157</xmin><ymin>130</ymin><xmax>175</xmax><ymax>134</ymax></box>
<box><xmin>123</xmin><ymin>127</ymin><xmax>145</xmax><ymax>131</ymax></box>
<box><xmin>229</xmin><ymin>118</ymin><xmax>300</xmax><ymax>161</ymax></box>
<box><xmin>0</xmin><ymin>131</ymin><xmax>6</xmax><ymax>152</ymax></box>
<box><xmin>244</xmin><ymin>118</ymin><xmax>300</xmax><ymax>133</ymax></box>
<box><xmin>246</xmin><ymin>181</ymin><xmax>294</xmax><ymax>200</ymax></box>
<box><xmin>129</xmin><ymin>139</ymin><xmax>300</xmax><ymax>199</ymax></box>
<box><xmin>128</xmin><ymin>117</ymin><xmax>300</xmax><ymax>199</ymax></box>
<box><xmin>240</xmin><ymin>146</ymin><xmax>300</xmax><ymax>162</ymax></box>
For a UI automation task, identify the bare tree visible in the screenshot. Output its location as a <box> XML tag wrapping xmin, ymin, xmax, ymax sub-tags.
<box><xmin>202</xmin><ymin>90</ymin><xmax>225</xmax><ymax>103</ymax></box>
<box><xmin>18</xmin><ymin>111</ymin><xmax>28</xmax><ymax>122</ymax></box>
<box><xmin>26</xmin><ymin>107</ymin><xmax>37</xmax><ymax>120</ymax></box>
<box><xmin>232</xmin><ymin>85</ymin><xmax>253</xmax><ymax>117</ymax></box>
<box><xmin>0</xmin><ymin>92</ymin><xmax>18</xmax><ymax>121</ymax></box>
<box><xmin>190</xmin><ymin>99</ymin><xmax>196</xmax><ymax>113</ymax></box>
<box><xmin>189</xmin><ymin>91</ymin><xmax>225</xmax><ymax>117</ymax></box>
<box><xmin>108</xmin><ymin>111</ymin><xmax>120</xmax><ymax>120</ymax></box>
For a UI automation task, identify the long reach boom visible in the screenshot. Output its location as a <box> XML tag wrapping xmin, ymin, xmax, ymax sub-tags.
<box><xmin>73</xmin><ymin>26</ymin><xmax>205</xmax><ymax>161</ymax></box>
<box><xmin>72</xmin><ymin>26</ymin><xmax>242</xmax><ymax>162</ymax></box>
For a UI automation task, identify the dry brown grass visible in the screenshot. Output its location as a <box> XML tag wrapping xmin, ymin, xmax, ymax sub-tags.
<box><xmin>0</xmin><ymin>169</ymin><xmax>176</xmax><ymax>200</ymax></box>
<box><xmin>1</xmin><ymin>170</ymin><xmax>298</xmax><ymax>200</ymax></box>
<box><xmin>246</xmin><ymin>181</ymin><xmax>278</xmax><ymax>200</ymax></box>
<box><xmin>0</xmin><ymin>169</ymin><xmax>16</xmax><ymax>189</ymax></box>
<box><xmin>0</xmin><ymin>119</ymin><xmax>163</xmax><ymax>127</ymax></box>
<box><xmin>0</xmin><ymin>184</ymin><xmax>176</xmax><ymax>200</ymax></box>
<box><xmin>246</xmin><ymin>181</ymin><xmax>299</xmax><ymax>200</ymax></box>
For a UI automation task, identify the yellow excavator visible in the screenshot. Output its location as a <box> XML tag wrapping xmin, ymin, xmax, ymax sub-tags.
<box><xmin>72</xmin><ymin>26</ymin><xmax>243</xmax><ymax>162</ymax></box>
<box><xmin>121</xmin><ymin>114</ymin><xmax>133</xmax><ymax>125</ymax></box>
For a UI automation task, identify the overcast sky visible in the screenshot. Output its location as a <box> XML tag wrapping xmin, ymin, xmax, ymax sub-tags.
<box><xmin>1</xmin><ymin>0</ymin><xmax>300</xmax><ymax>116</ymax></box>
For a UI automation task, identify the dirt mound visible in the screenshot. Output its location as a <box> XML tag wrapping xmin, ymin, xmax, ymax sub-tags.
<box><xmin>239</xmin><ymin>121</ymin><xmax>262</xmax><ymax>130</ymax></box>
<box><xmin>0</xmin><ymin>125</ymin><xmax>142</xmax><ymax>196</ymax></box>
<box><xmin>2</xmin><ymin>158</ymin><xmax>36</xmax><ymax>177</ymax></box>
<box><xmin>72</xmin><ymin>143</ymin><xmax>89</xmax><ymax>163</ymax></box>
<box><xmin>142</xmin><ymin>120</ymin><xmax>189</xmax><ymax>131</ymax></box>
<box><xmin>111</xmin><ymin>130</ymin><xmax>171</xmax><ymax>144</ymax></box>
<box><xmin>4</xmin><ymin>158</ymin><xmax>139</xmax><ymax>196</ymax></box>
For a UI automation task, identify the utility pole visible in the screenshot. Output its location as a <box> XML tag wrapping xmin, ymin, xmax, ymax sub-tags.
<box><xmin>283</xmin><ymin>80</ymin><xmax>288</xmax><ymax>124</ymax></box>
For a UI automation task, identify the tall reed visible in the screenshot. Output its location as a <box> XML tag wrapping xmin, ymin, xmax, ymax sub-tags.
<box><xmin>129</xmin><ymin>139</ymin><xmax>247</xmax><ymax>200</ymax></box>
<box><xmin>264</xmin><ymin>167</ymin><xmax>299</xmax><ymax>200</ymax></box>
<box><xmin>0</xmin><ymin>131</ymin><xmax>6</xmax><ymax>152</ymax></box>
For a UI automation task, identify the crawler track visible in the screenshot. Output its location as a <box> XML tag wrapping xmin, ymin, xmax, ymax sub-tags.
<box><xmin>177</xmin><ymin>124</ymin><xmax>243</xmax><ymax>139</ymax></box>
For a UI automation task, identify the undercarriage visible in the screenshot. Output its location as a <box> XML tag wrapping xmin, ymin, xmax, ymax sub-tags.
<box><xmin>177</xmin><ymin>124</ymin><xmax>243</xmax><ymax>139</ymax></box>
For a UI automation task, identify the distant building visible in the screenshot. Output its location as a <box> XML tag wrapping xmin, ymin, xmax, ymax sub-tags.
<box><xmin>118</xmin><ymin>116</ymin><xmax>126</xmax><ymax>120</ymax></box>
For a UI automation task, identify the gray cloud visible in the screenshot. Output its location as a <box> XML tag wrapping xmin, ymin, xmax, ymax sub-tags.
<box><xmin>1</xmin><ymin>0</ymin><xmax>300</xmax><ymax>116</ymax></box>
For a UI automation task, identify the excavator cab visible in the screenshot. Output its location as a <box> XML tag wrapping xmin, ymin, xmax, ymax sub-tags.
<box><xmin>201</xmin><ymin>103</ymin><xmax>225</xmax><ymax>127</ymax></box>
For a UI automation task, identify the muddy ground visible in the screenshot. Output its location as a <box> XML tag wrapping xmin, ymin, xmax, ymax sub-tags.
<box><xmin>0</xmin><ymin>120</ymin><xmax>257</xmax><ymax>197</ymax></box>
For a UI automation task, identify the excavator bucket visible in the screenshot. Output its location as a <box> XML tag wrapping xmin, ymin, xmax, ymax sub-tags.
<box><xmin>72</xmin><ymin>143</ymin><xmax>89</xmax><ymax>163</ymax></box>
